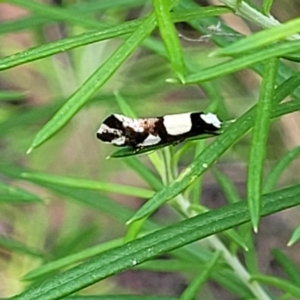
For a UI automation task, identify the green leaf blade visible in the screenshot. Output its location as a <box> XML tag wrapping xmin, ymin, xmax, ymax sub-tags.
<box><xmin>272</xmin><ymin>248</ymin><xmax>300</xmax><ymax>285</ymax></box>
<box><xmin>288</xmin><ymin>223</ymin><xmax>300</xmax><ymax>246</ymax></box>
<box><xmin>179</xmin><ymin>251</ymin><xmax>221</xmax><ymax>300</ymax></box>
<box><xmin>27</xmin><ymin>14</ymin><xmax>156</xmax><ymax>152</ymax></box>
<box><xmin>0</xmin><ymin>20</ymin><xmax>139</xmax><ymax>72</ymax></box>
<box><xmin>212</xmin><ymin>17</ymin><xmax>300</xmax><ymax>56</ymax></box>
<box><xmin>251</xmin><ymin>274</ymin><xmax>300</xmax><ymax>299</ymax></box>
<box><xmin>127</xmin><ymin>100</ymin><xmax>298</xmax><ymax>224</ymax></box>
<box><xmin>263</xmin><ymin>145</ymin><xmax>300</xmax><ymax>193</ymax></box>
<box><xmin>263</xmin><ymin>0</ymin><xmax>273</xmax><ymax>15</ymax></box>
<box><xmin>0</xmin><ymin>236</ymin><xmax>44</xmax><ymax>258</ymax></box>
<box><xmin>247</xmin><ymin>58</ymin><xmax>278</xmax><ymax>231</ymax></box>
<box><xmin>23</xmin><ymin>238</ymin><xmax>124</xmax><ymax>281</ymax></box>
<box><xmin>0</xmin><ymin>6</ymin><xmax>229</xmax><ymax>72</ymax></box>
<box><xmin>21</xmin><ymin>172</ymin><xmax>154</xmax><ymax>198</ymax></box>
<box><xmin>185</xmin><ymin>41</ymin><xmax>300</xmax><ymax>84</ymax></box>
<box><xmin>11</xmin><ymin>184</ymin><xmax>300</xmax><ymax>300</ymax></box>
<box><xmin>153</xmin><ymin>0</ymin><xmax>186</xmax><ymax>80</ymax></box>
<box><xmin>0</xmin><ymin>181</ymin><xmax>43</xmax><ymax>204</ymax></box>
<box><xmin>9</xmin><ymin>0</ymin><xmax>101</xmax><ymax>29</ymax></box>
<box><xmin>0</xmin><ymin>90</ymin><xmax>25</xmax><ymax>101</ymax></box>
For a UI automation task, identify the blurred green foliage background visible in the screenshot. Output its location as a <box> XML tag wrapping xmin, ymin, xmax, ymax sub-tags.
<box><xmin>1</xmin><ymin>0</ymin><xmax>300</xmax><ymax>299</ymax></box>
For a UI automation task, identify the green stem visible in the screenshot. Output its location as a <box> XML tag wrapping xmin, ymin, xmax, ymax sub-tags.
<box><xmin>163</xmin><ymin>146</ymin><xmax>271</xmax><ymax>300</ymax></box>
<box><xmin>221</xmin><ymin>0</ymin><xmax>300</xmax><ymax>40</ymax></box>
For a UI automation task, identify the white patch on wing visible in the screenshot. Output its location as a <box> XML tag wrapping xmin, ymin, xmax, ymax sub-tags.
<box><xmin>111</xmin><ymin>136</ymin><xmax>126</xmax><ymax>146</ymax></box>
<box><xmin>200</xmin><ymin>113</ymin><xmax>222</xmax><ymax>128</ymax></box>
<box><xmin>97</xmin><ymin>123</ymin><xmax>112</xmax><ymax>134</ymax></box>
<box><xmin>97</xmin><ymin>123</ymin><xmax>125</xmax><ymax>145</ymax></box>
<box><xmin>163</xmin><ymin>113</ymin><xmax>192</xmax><ymax>136</ymax></box>
<box><xmin>140</xmin><ymin>134</ymin><xmax>161</xmax><ymax>147</ymax></box>
<box><xmin>114</xmin><ymin>114</ymin><xmax>144</xmax><ymax>132</ymax></box>
<box><xmin>98</xmin><ymin>123</ymin><xmax>123</xmax><ymax>135</ymax></box>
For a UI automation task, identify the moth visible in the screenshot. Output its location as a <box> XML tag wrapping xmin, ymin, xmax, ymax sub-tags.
<box><xmin>96</xmin><ymin>112</ymin><xmax>222</xmax><ymax>152</ymax></box>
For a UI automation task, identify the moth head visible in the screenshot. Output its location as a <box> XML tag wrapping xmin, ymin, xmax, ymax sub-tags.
<box><xmin>96</xmin><ymin>114</ymin><xmax>126</xmax><ymax>146</ymax></box>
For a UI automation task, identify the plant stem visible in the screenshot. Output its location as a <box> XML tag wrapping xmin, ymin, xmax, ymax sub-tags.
<box><xmin>221</xmin><ymin>0</ymin><xmax>300</xmax><ymax>40</ymax></box>
<box><xmin>160</xmin><ymin>146</ymin><xmax>271</xmax><ymax>300</ymax></box>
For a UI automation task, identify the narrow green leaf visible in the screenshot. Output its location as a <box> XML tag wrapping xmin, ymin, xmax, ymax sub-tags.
<box><xmin>0</xmin><ymin>102</ymin><xmax>62</xmax><ymax>138</ymax></box>
<box><xmin>0</xmin><ymin>181</ymin><xmax>43</xmax><ymax>204</ymax></box>
<box><xmin>251</xmin><ymin>274</ymin><xmax>300</xmax><ymax>299</ymax></box>
<box><xmin>0</xmin><ymin>6</ymin><xmax>230</xmax><ymax>72</ymax></box>
<box><xmin>153</xmin><ymin>0</ymin><xmax>186</xmax><ymax>80</ymax></box>
<box><xmin>263</xmin><ymin>0</ymin><xmax>273</xmax><ymax>15</ymax></box>
<box><xmin>65</xmin><ymin>296</ymin><xmax>178</xmax><ymax>300</ymax></box>
<box><xmin>211</xmin><ymin>269</ymin><xmax>253</xmax><ymax>299</ymax></box>
<box><xmin>176</xmin><ymin>1</ymin><xmax>300</xmax><ymax>98</ymax></box>
<box><xmin>172</xmin><ymin>6</ymin><xmax>232</xmax><ymax>22</ymax></box>
<box><xmin>212</xmin><ymin>168</ymin><xmax>242</xmax><ymax>204</ymax></box>
<box><xmin>0</xmin><ymin>236</ymin><xmax>44</xmax><ymax>258</ymax></box>
<box><xmin>0</xmin><ymin>20</ymin><xmax>138</xmax><ymax>72</ymax></box>
<box><xmin>185</xmin><ymin>41</ymin><xmax>300</xmax><ymax>84</ymax></box>
<box><xmin>212</xmin><ymin>16</ymin><xmax>300</xmax><ymax>56</ymax></box>
<box><xmin>109</xmin><ymin>134</ymin><xmax>219</xmax><ymax>158</ymax></box>
<box><xmin>273</xmin><ymin>70</ymin><xmax>300</xmax><ymax>101</ymax></box>
<box><xmin>263</xmin><ymin>146</ymin><xmax>300</xmax><ymax>193</ymax></box>
<box><xmin>109</xmin><ymin>144</ymin><xmax>170</xmax><ymax>158</ymax></box>
<box><xmin>0</xmin><ymin>0</ymin><xmax>142</xmax><ymax>34</ymax></box>
<box><xmin>288</xmin><ymin>223</ymin><xmax>300</xmax><ymax>246</ymax></box>
<box><xmin>242</xmin><ymin>224</ymin><xmax>259</xmax><ymax>275</ymax></box>
<box><xmin>127</xmin><ymin>99</ymin><xmax>299</xmax><ymax>224</ymax></box>
<box><xmin>0</xmin><ymin>90</ymin><xmax>25</xmax><ymax>101</ymax></box>
<box><xmin>124</xmin><ymin>217</ymin><xmax>147</xmax><ymax>242</ymax></box>
<box><xmin>0</xmin><ymin>0</ymin><xmax>146</xmax><ymax>34</ymax></box>
<box><xmin>2</xmin><ymin>0</ymin><xmax>216</xmax><ymax>35</ymax></box>
<box><xmin>247</xmin><ymin>58</ymin><xmax>278</xmax><ymax>231</ymax></box>
<box><xmin>125</xmin><ymin>157</ymin><xmax>164</xmax><ymax>191</ymax></box>
<box><xmin>23</xmin><ymin>238</ymin><xmax>124</xmax><ymax>280</ymax></box>
<box><xmin>11</xmin><ymin>184</ymin><xmax>300</xmax><ymax>300</ymax></box>
<box><xmin>223</xmin><ymin>229</ymin><xmax>248</xmax><ymax>252</ymax></box>
<box><xmin>27</xmin><ymin>13</ymin><xmax>156</xmax><ymax>153</ymax></box>
<box><xmin>0</xmin><ymin>163</ymin><xmax>159</xmax><ymax>232</ymax></box>
<box><xmin>0</xmin><ymin>16</ymin><xmax>46</xmax><ymax>34</ymax></box>
<box><xmin>39</xmin><ymin>184</ymin><xmax>160</xmax><ymax>233</ymax></box>
<box><xmin>272</xmin><ymin>101</ymin><xmax>300</xmax><ymax>118</ymax></box>
<box><xmin>189</xmin><ymin>204</ymin><xmax>248</xmax><ymax>251</ymax></box>
<box><xmin>114</xmin><ymin>92</ymin><xmax>137</xmax><ymax>118</ymax></box>
<box><xmin>8</xmin><ymin>0</ymin><xmax>101</xmax><ymax>29</ymax></box>
<box><xmin>179</xmin><ymin>251</ymin><xmax>221</xmax><ymax>300</ymax></box>
<box><xmin>189</xmin><ymin>141</ymin><xmax>205</xmax><ymax>205</ymax></box>
<box><xmin>136</xmin><ymin>259</ymin><xmax>211</xmax><ymax>272</ymax></box>
<box><xmin>272</xmin><ymin>249</ymin><xmax>300</xmax><ymax>285</ymax></box>
<box><xmin>21</xmin><ymin>172</ymin><xmax>154</xmax><ymax>199</ymax></box>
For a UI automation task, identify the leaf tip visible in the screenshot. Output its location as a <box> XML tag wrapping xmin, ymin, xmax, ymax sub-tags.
<box><xmin>126</xmin><ymin>219</ymin><xmax>133</xmax><ymax>226</ymax></box>
<box><xmin>177</xmin><ymin>73</ymin><xmax>186</xmax><ymax>84</ymax></box>
<box><xmin>26</xmin><ymin>147</ymin><xmax>33</xmax><ymax>154</ymax></box>
<box><xmin>166</xmin><ymin>78</ymin><xmax>179</xmax><ymax>84</ymax></box>
<box><xmin>253</xmin><ymin>225</ymin><xmax>258</xmax><ymax>233</ymax></box>
<box><xmin>208</xmin><ymin>49</ymin><xmax>221</xmax><ymax>57</ymax></box>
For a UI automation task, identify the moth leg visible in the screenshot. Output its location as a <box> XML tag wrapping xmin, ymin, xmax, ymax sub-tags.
<box><xmin>134</xmin><ymin>144</ymin><xmax>144</xmax><ymax>153</ymax></box>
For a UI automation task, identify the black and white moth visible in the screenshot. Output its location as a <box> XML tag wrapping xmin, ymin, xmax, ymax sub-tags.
<box><xmin>96</xmin><ymin>112</ymin><xmax>222</xmax><ymax>151</ymax></box>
